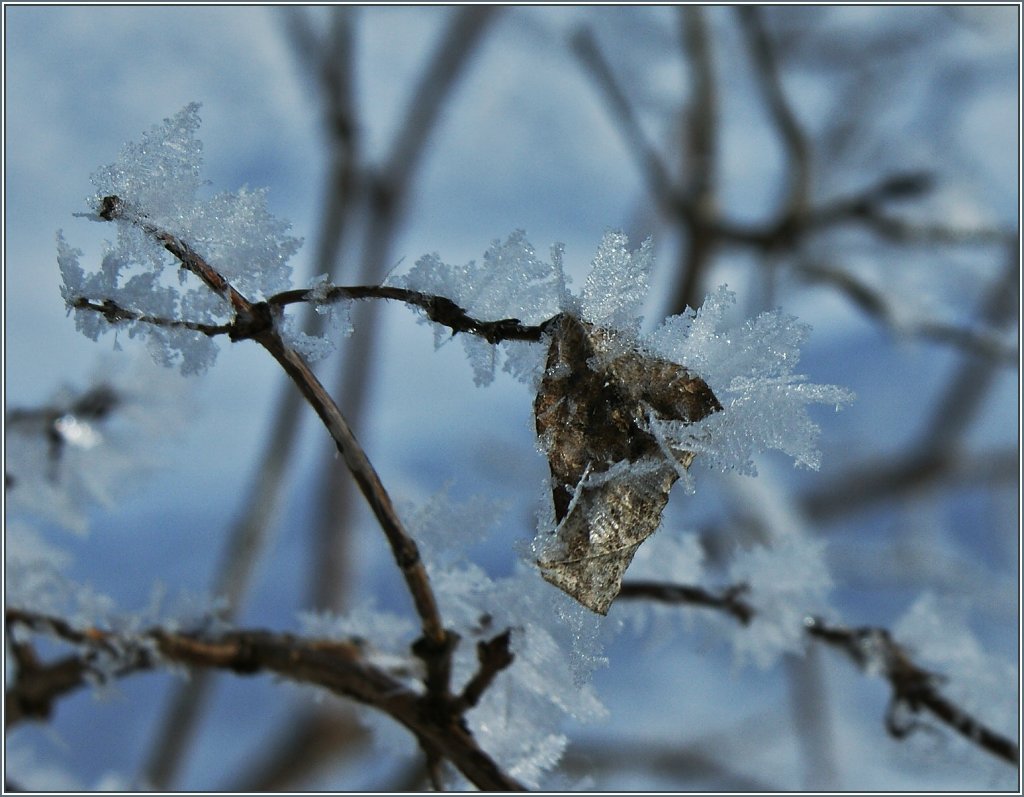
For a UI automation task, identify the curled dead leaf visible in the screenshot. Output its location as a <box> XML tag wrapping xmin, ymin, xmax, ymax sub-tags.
<box><xmin>534</xmin><ymin>313</ymin><xmax>721</xmax><ymax>614</ymax></box>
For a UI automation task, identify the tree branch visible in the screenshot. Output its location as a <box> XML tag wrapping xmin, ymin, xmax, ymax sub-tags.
<box><xmin>268</xmin><ymin>283</ymin><xmax>553</xmax><ymax>343</ymax></box>
<box><xmin>570</xmin><ymin>25</ymin><xmax>680</xmax><ymax>214</ymax></box>
<box><xmin>68</xmin><ymin>297</ymin><xmax>232</xmax><ymax>337</ymax></box>
<box><xmin>5</xmin><ymin>609</ymin><xmax>525</xmax><ymax>791</ymax></box>
<box><xmin>673</xmin><ymin>5</ymin><xmax>721</xmax><ymax>315</ymax></box>
<box><xmin>88</xmin><ymin>202</ymin><xmax>447</xmax><ymax>648</ymax></box>
<box><xmin>618</xmin><ymin>581</ymin><xmax>754</xmax><ymax>625</ymax></box>
<box><xmin>793</xmin><ymin>260</ymin><xmax>1017</xmax><ymax>364</ymax></box>
<box><xmin>616</xmin><ymin>582</ymin><xmax>1019</xmax><ymax>768</ymax></box>
<box><xmin>737</xmin><ymin>7</ymin><xmax>812</xmax><ymax>217</ymax></box>
<box><xmin>452</xmin><ymin>629</ymin><xmax>515</xmax><ymax>714</ymax></box>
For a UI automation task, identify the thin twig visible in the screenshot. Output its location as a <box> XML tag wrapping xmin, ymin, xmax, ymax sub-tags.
<box><xmin>915</xmin><ymin>238</ymin><xmax>1020</xmax><ymax>451</ymax></box>
<box><xmin>381</xmin><ymin>7</ymin><xmax>499</xmax><ymax>188</ymax></box>
<box><xmin>673</xmin><ymin>6</ymin><xmax>720</xmax><ymax>315</ymax></box>
<box><xmin>617</xmin><ymin>581</ymin><xmax>754</xmax><ymax>625</ymax></box>
<box><xmin>313</xmin><ymin>3</ymin><xmax>499</xmax><ymax>618</ymax></box>
<box><xmin>69</xmin><ymin>297</ymin><xmax>231</xmax><ymax>337</ymax></box>
<box><xmin>805</xmin><ymin>617</ymin><xmax>1019</xmax><ymax>767</ymax></box>
<box><xmin>802</xmin><ymin>447</ymin><xmax>1018</xmax><ymax>522</ymax></box>
<box><xmin>793</xmin><ymin>260</ymin><xmax>1017</xmax><ymax>364</ymax></box>
<box><xmin>452</xmin><ymin>630</ymin><xmax>515</xmax><ymax>714</ymax></box>
<box><xmin>70</xmin><ymin>285</ymin><xmax>558</xmax><ymax>349</ymax></box>
<box><xmin>269</xmin><ymin>284</ymin><xmax>552</xmax><ymax>343</ymax></box>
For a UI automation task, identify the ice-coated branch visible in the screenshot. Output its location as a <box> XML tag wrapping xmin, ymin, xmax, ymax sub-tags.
<box><xmin>616</xmin><ymin>581</ymin><xmax>1019</xmax><ymax>768</ymax></box>
<box><xmin>69</xmin><ymin>276</ymin><xmax>557</xmax><ymax>348</ymax></box>
<box><xmin>4</xmin><ymin>609</ymin><xmax>525</xmax><ymax>791</ymax></box>
<box><xmin>6</xmin><ymin>382</ymin><xmax>122</xmax><ymax>445</ymax></box>
<box><xmin>86</xmin><ymin>204</ymin><xmax>447</xmax><ymax>649</ymax></box>
<box><xmin>98</xmin><ymin>196</ymin><xmax>252</xmax><ymax>316</ymax></box>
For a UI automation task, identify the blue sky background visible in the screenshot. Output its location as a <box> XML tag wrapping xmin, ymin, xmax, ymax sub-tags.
<box><xmin>4</xmin><ymin>5</ymin><xmax>1019</xmax><ymax>790</ymax></box>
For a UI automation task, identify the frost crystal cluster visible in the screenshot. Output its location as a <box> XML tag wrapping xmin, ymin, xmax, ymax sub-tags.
<box><xmin>401</xmin><ymin>231</ymin><xmax>853</xmax><ymax>613</ymax></box>
<box><xmin>392</xmin><ymin>230</ymin><xmax>567</xmax><ymax>385</ymax></box>
<box><xmin>57</xmin><ymin>104</ymin><xmax>314</xmax><ymax>373</ymax></box>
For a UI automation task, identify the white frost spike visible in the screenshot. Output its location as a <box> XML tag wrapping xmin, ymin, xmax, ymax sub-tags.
<box><xmin>277</xmin><ymin>274</ymin><xmax>353</xmax><ymax>362</ymax></box>
<box><xmin>893</xmin><ymin>593</ymin><xmax>1016</xmax><ymax>741</ymax></box>
<box><xmin>579</xmin><ymin>232</ymin><xmax>654</xmax><ymax>334</ymax></box>
<box><xmin>90</xmin><ymin>103</ymin><xmax>205</xmax><ymax>227</ymax></box>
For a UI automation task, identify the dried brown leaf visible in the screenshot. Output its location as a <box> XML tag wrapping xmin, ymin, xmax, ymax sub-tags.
<box><xmin>533</xmin><ymin>314</ymin><xmax>721</xmax><ymax>614</ymax></box>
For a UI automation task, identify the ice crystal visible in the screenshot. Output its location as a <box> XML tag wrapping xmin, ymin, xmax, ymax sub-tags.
<box><xmin>299</xmin><ymin>604</ymin><xmax>423</xmax><ymax>685</ymax></box>
<box><xmin>429</xmin><ymin>562</ymin><xmax>609</xmax><ymax>787</ymax></box>
<box><xmin>5</xmin><ymin>522</ymin><xmax>74</xmax><ymax>613</ymax></box>
<box><xmin>277</xmin><ymin>273</ymin><xmax>354</xmax><ymax>362</ymax></box>
<box><xmin>646</xmin><ymin>285</ymin><xmax>855</xmax><ymax>477</ymax></box>
<box><xmin>894</xmin><ymin>593</ymin><xmax>1017</xmax><ymax>741</ymax></box>
<box><xmin>727</xmin><ymin>529</ymin><xmax>831</xmax><ymax>668</ymax></box>
<box><xmin>578</xmin><ymin>231</ymin><xmax>653</xmax><ymax>335</ymax></box>
<box><xmin>398</xmin><ymin>490</ymin><xmax>611</xmax><ymax>786</ymax></box>
<box><xmin>400</xmin><ymin>231</ymin><xmax>851</xmax><ymax>614</ymax></box>
<box><xmin>59</xmin><ymin>104</ymin><xmax>303</xmax><ymax>374</ymax></box>
<box><xmin>393</xmin><ymin>231</ymin><xmax>566</xmax><ymax>386</ymax></box>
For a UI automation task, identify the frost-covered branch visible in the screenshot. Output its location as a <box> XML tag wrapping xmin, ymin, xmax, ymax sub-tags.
<box><xmin>96</xmin><ymin>195</ymin><xmax>252</xmax><ymax>314</ymax></box>
<box><xmin>80</xmin><ymin>198</ymin><xmax>448</xmax><ymax>649</ymax></box>
<box><xmin>70</xmin><ymin>274</ymin><xmax>557</xmax><ymax>349</ymax></box>
<box><xmin>5</xmin><ymin>608</ymin><xmax>525</xmax><ymax>791</ymax></box>
<box><xmin>69</xmin><ymin>296</ymin><xmax>233</xmax><ymax>337</ymax></box>
<box><xmin>268</xmin><ymin>283</ymin><xmax>553</xmax><ymax>343</ymax></box>
<box><xmin>616</xmin><ymin>582</ymin><xmax>1019</xmax><ymax>768</ymax></box>
<box><xmin>6</xmin><ymin>382</ymin><xmax>123</xmax><ymax>472</ymax></box>
<box><xmin>804</xmin><ymin>617</ymin><xmax>1019</xmax><ymax>768</ymax></box>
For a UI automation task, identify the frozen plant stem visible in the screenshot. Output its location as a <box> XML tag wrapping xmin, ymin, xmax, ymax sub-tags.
<box><xmin>96</xmin><ymin>197</ymin><xmax>446</xmax><ymax>646</ymax></box>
